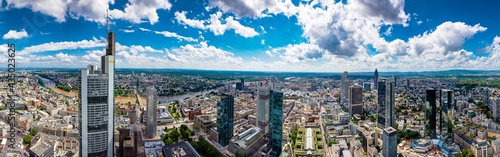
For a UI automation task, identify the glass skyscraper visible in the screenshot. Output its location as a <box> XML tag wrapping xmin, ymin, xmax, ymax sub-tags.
<box><xmin>217</xmin><ymin>93</ymin><xmax>234</xmax><ymax>147</ymax></box>
<box><xmin>78</xmin><ymin>32</ymin><xmax>115</xmax><ymax>157</ymax></box>
<box><xmin>377</xmin><ymin>78</ymin><xmax>387</xmax><ymax>127</ymax></box>
<box><xmin>269</xmin><ymin>89</ymin><xmax>283</xmax><ymax>156</ymax></box>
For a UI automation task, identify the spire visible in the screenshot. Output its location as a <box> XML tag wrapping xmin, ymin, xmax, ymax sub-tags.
<box><xmin>106</xmin><ymin>9</ymin><xmax>109</xmax><ymax>34</ymax></box>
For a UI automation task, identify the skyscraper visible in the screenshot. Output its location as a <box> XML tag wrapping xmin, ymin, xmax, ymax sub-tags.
<box><xmin>377</xmin><ymin>78</ymin><xmax>387</xmax><ymax>127</ymax></box>
<box><xmin>269</xmin><ymin>89</ymin><xmax>283</xmax><ymax>157</ymax></box>
<box><xmin>483</xmin><ymin>88</ymin><xmax>490</xmax><ymax>105</ymax></box>
<box><xmin>385</xmin><ymin>80</ymin><xmax>395</xmax><ymax>128</ymax></box>
<box><xmin>256</xmin><ymin>82</ymin><xmax>270</xmax><ymax>132</ymax></box>
<box><xmin>492</xmin><ymin>98</ymin><xmax>500</xmax><ymax>119</ymax></box>
<box><xmin>426</xmin><ymin>89</ymin><xmax>437</xmax><ymax>139</ymax></box>
<box><xmin>382</xmin><ymin>127</ymin><xmax>398</xmax><ymax>157</ymax></box>
<box><xmin>374</xmin><ymin>69</ymin><xmax>379</xmax><ymax>89</ymax></box>
<box><xmin>348</xmin><ymin>85</ymin><xmax>363</xmax><ymax>118</ymax></box>
<box><xmin>146</xmin><ymin>86</ymin><xmax>158</xmax><ymax>139</ymax></box>
<box><xmin>341</xmin><ymin>71</ymin><xmax>349</xmax><ymax>105</ymax></box>
<box><xmin>78</xmin><ymin>32</ymin><xmax>115</xmax><ymax>157</ymax></box>
<box><xmin>217</xmin><ymin>93</ymin><xmax>234</xmax><ymax>147</ymax></box>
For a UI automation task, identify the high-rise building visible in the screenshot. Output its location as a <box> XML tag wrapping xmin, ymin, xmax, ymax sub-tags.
<box><xmin>426</xmin><ymin>89</ymin><xmax>437</xmax><ymax>139</ymax></box>
<box><xmin>493</xmin><ymin>98</ymin><xmax>500</xmax><ymax>119</ymax></box>
<box><xmin>406</xmin><ymin>79</ymin><xmax>410</xmax><ymax>88</ymax></box>
<box><xmin>341</xmin><ymin>71</ymin><xmax>349</xmax><ymax>105</ymax></box>
<box><xmin>374</xmin><ymin>69</ymin><xmax>379</xmax><ymax>90</ymax></box>
<box><xmin>385</xmin><ymin>80</ymin><xmax>395</xmax><ymax>128</ymax></box>
<box><xmin>217</xmin><ymin>93</ymin><xmax>234</xmax><ymax>147</ymax></box>
<box><xmin>78</xmin><ymin>32</ymin><xmax>115</xmax><ymax>157</ymax></box>
<box><xmin>483</xmin><ymin>88</ymin><xmax>490</xmax><ymax>105</ymax></box>
<box><xmin>256</xmin><ymin>82</ymin><xmax>270</xmax><ymax>132</ymax></box>
<box><xmin>146</xmin><ymin>86</ymin><xmax>158</xmax><ymax>139</ymax></box>
<box><xmin>382</xmin><ymin>127</ymin><xmax>398</xmax><ymax>157</ymax></box>
<box><xmin>269</xmin><ymin>89</ymin><xmax>283</xmax><ymax>156</ymax></box>
<box><xmin>363</xmin><ymin>82</ymin><xmax>371</xmax><ymax>91</ymax></box>
<box><xmin>241</xmin><ymin>78</ymin><xmax>245</xmax><ymax>90</ymax></box>
<box><xmin>377</xmin><ymin>78</ymin><xmax>387</xmax><ymax>127</ymax></box>
<box><xmin>349</xmin><ymin>85</ymin><xmax>363</xmax><ymax>118</ymax></box>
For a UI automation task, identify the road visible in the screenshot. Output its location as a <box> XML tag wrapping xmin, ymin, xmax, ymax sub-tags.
<box><xmin>319</xmin><ymin>107</ymin><xmax>332</xmax><ymax>157</ymax></box>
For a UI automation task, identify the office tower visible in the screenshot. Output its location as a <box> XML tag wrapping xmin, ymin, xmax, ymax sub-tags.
<box><xmin>78</xmin><ymin>32</ymin><xmax>115</xmax><ymax>157</ymax></box>
<box><xmin>241</xmin><ymin>78</ymin><xmax>245</xmax><ymax>90</ymax></box>
<box><xmin>382</xmin><ymin>127</ymin><xmax>398</xmax><ymax>157</ymax></box>
<box><xmin>363</xmin><ymin>82</ymin><xmax>371</xmax><ymax>91</ymax></box>
<box><xmin>385</xmin><ymin>80</ymin><xmax>395</xmax><ymax>128</ymax></box>
<box><xmin>483</xmin><ymin>88</ymin><xmax>490</xmax><ymax>105</ymax></box>
<box><xmin>406</xmin><ymin>79</ymin><xmax>410</xmax><ymax>88</ymax></box>
<box><xmin>349</xmin><ymin>85</ymin><xmax>363</xmax><ymax>118</ymax></box>
<box><xmin>341</xmin><ymin>71</ymin><xmax>349</xmax><ymax>105</ymax></box>
<box><xmin>377</xmin><ymin>78</ymin><xmax>387</xmax><ymax>127</ymax></box>
<box><xmin>426</xmin><ymin>89</ymin><xmax>437</xmax><ymax>139</ymax></box>
<box><xmin>146</xmin><ymin>86</ymin><xmax>158</xmax><ymax>139</ymax></box>
<box><xmin>256</xmin><ymin>82</ymin><xmax>270</xmax><ymax>132</ymax></box>
<box><xmin>217</xmin><ymin>93</ymin><xmax>234</xmax><ymax>147</ymax></box>
<box><xmin>269</xmin><ymin>89</ymin><xmax>283</xmax><ymax>157</ymax></box>
<box><xmin>374</xmin><ymin>69</ymin><xmax>379</xmax><ymax>89</ymax></box>
<box><xmin>493</xmin><ymin>98</ymin><xmax>500</xmax><ymax>119</ymax></box>
<box><xmin>392</xmin><ymin>76</ymin><xmax>397</xmax><ymax>87</ymax></box>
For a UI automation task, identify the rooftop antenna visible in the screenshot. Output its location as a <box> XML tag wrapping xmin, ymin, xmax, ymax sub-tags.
<box><xmin>106</xmin><ymin>9</ymin><xmax>109</xmax><ymax>34</ymax></box>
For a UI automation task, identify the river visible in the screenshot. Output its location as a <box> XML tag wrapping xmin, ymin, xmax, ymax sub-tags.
<box><xmin>36</xmin><ymin>75</ymin><xmax>56</xmax><ymax>88</ymax></box>
<box><xmin>157</xmin><ymin>89</ymin><xmax>218</xmax><ymax>102</ymax></box>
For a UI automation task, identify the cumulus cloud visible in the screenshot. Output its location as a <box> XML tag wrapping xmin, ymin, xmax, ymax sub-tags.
<box><xmin>271</xmin><ymin>43</ymin><xmax>325</xmax><ymax>63</ymax></box>
<box><xmin>176</xmin><ymin>11</ymin><xmax>259</xmax><ymax>38</ymax></box>
<box><xmin>208</xmin><ymin>0</ymin><xmax>297</xmax><ymax>18</ymax></box>
<box><xmin>174</xmin><ymin>11</ymin><xmax>206</xmax><ymax>29</ymax></box>
<box><xmin>346</xmin><ymin>0</ymin><xmax>409</xmax><ymax>25</ymax></box>
<box><xmin>110</xmin><ymin>0</ymin><xmax>172</xmax><ymax>24</ymax></box>
<box><xmin>5</xmin><ymin>0</ymin><xmax>67</xmax><ymax>22</ymax></box>
<box><xmin>2</xmin><ymin>29</ymin><xmax>29</xmax><ymax>39</ymax></box>
<box><xmin>19</xmin><ymin>38</ymin><xmax>106</xmax><ymax>55</ymax></box>
<box><xmin>67</xmin><ymin>0</ymin><xmax>113</xmax><ymax>23</ymax></box>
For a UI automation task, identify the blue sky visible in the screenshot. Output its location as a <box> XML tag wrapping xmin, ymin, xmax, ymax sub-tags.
<box><xmin>1</xmin><ymin>0</ymin><xmax>500</xmax><ymax>72</ymax></box>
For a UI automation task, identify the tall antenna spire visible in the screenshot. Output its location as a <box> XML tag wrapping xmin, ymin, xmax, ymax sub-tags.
<box><xmin>106</xmin><ymin>9</ymin><xmax>109</xmax><ymax>34</ymax></box>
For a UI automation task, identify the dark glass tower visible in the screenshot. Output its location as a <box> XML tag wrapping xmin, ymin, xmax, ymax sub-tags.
<box><xmin>426</xmin><ymin>89</ymin><xmax>437</xmax><ymax>139</ymax></box>
<box><xmin>269</xmin><ymin>89</ymin><xmax>283</xmax><ymax>156</ymax></box>
<box><xmin>217</xmin><ymin>93</ymin><xmax>234</xmax><ymax>147</ymax></box>
<box><xmin>374</xmin><ymin>69</ymin><xmax>379</xmax><ymax>90</ymax></box>
<box><xmin>377</xmin><ymin>78</ymin><xmax>387</xmax><ymax>127</ymax></box>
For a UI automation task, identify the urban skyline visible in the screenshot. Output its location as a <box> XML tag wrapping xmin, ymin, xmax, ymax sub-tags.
<box><xmin>1</xmin><ymin>0</ymin><xmax>500</xmax><ymax>72</ymax></box>
<box><xmin>3</xmin><ymin>0</ymin><xmax>500</xmax><ymax>157</ymax></box>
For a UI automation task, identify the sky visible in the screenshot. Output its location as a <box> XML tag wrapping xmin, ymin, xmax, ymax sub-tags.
<box><xmin>1</xmin><ymin>0</ymin><xmax>500</xmax><ymax>72</ymax></box>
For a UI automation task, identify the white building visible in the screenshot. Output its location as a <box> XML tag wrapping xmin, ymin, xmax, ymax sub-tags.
<box><xmin>78</xmin><ymin>32</ymin><xmax>115</xmax><ymax>157</ymax></box>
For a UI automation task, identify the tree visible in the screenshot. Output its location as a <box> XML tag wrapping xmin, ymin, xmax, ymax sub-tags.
<box><xmin>169</xmin><ymin>129</ymin><xmax>180</xmax><ymax>142</ymax></box>
<box><xmin>31</xmin><ymin>128</ymin><xmax>37</xmax><ymax>136</ymax></box>
<box><xmin>23</xmin><ymin>134</ymin><xmax>33</xmax><ymax>144</ymax></box>
<box><xmin>468</xmin><ymin>97</ymin><xmax>474</xmax><ymax>104</ymax></box>
<box><xmin>455</xmin><ymin>149</ymin><xmax>474</xmax><ymax>157</ymax></box>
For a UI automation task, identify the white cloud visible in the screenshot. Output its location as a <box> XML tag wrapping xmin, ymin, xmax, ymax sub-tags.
<box><xmin>346</xmin><ymin>0</ymin><xmax>409</xmax><ymax>25</ymax></box>
<box><xmin>384</xmin><ymin>26</ymin><xmax>392</xmax><ymax>36</ymax></box>
<box><xmin>225</xmin><ymin>16</ymin><xmax>259</xmax><ymax>37</ymax></box>
<box><xmin>154</xmin><ymin>31</ymin><xmax>198</xmax><ymax>42</ymax></box>
<box><xmin>19</xmin><ymin>38</ymin><xmax>105</xmax><ymax>55</ymax></box>
<box><xmin>208</xmin><ymin>0</ymin><xmax>297</xmax><ymax>18</ymax></box>
<box><xmin>56</xmin><ymin>53</ymin><xmax>77</xmax><ymax>62</ymax></box>
<box><xmin>67</xmin><ymin>0</ymin><xmax>113</xmax><ymax>24</ymax></box>
<box><xmin>120</xmin><ymin>29</ymin><xmax>135</xmax><ymax>33</ymax></box>
<box><xmin>139</xmin><ymin>27</ymin><xmax>151</xmax><ymax>32</ymax></box>
<box><xmin>2</xmin><ymin>29</ymin><xmax>28</xmax><ymax>39</ymax></box>
<box><xmin>110</xmin><ymin>0</ymin><xmax>172</xmax><ymax>24</ymax></box>
<box><xmin>174</xmin><ymin>11</ymin><xmax>206</xmax><ymax>29</ymax></box>
<box><xmin>5</xmin><ymin>0</ymin><xmax>67</xmax><ymax>22</ymax></box>
<box><xmin>261</xmin><ymin>39</ymin><xmax>265</xmax><ymax>45</ymax></box>
<box><xmin>271</xmin><ymin>43</ymin><xmax>325</xmax><ymax>63</ymax></box>
<box><xmin>176</xmin><ymin>11</ymin><xmax>259</xmax><ymax>38</ymax></box>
